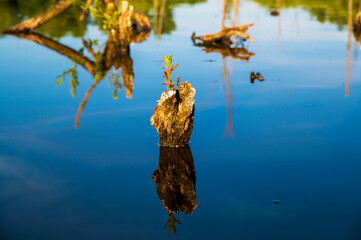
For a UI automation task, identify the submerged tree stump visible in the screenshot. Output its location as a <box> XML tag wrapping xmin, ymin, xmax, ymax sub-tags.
<box><xmin>150</xmin><ymin>82</ymin><xmax>196</xmax><ymax>147</ymax></box>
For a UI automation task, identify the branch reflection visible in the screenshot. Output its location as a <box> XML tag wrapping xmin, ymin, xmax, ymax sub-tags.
<box><xmin>4</xmin><ymin>2</ymin><xmax>151</xmax><ymax>128</ymax></box>
<box><xmin>192</xmin><ymin>0</ymin><xmax>256</xmax><ymax>138</ymax></box>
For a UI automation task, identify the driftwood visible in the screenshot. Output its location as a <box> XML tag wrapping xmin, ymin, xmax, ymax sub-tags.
<box><xmin>2</xmin><ymin>0</ymin><xmax>73</xmax><ymax>33</ymax></box>
<box><xmin>192</xmin><ymin>23</ymin><xmax>255</xmax><ymax>44</ymax></box>
<box><xmin>192</xmin><ymin>23</ymin><xmax>255</xmax><ymax>61</ymax></box>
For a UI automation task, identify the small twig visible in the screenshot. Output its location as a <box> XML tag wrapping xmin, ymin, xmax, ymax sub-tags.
<box><xmin>79</xmin><ymin>0</ymin><xmax>94</xmax><ymax>21</ymax></box>
<box><xmin>81</xmin><ymin>37</ymin><xmax>97</xmax><ymax>60</ymax></box>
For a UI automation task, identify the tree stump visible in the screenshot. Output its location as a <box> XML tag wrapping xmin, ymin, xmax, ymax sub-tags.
<box><xmin>150</xmin><ymin>82</ymin><xmax>196</xmax><ymax>147</ymax></box>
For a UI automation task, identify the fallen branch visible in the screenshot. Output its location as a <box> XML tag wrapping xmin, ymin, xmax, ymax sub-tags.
<box><xmin>192</xmin><ymin>23</ymin><xmax>255</xmax><ymax>44</ymax></box>
<box><xmin>2</xmin><ymin>0</ymin><xmax>73</xmax><ymax>33</ymax></box>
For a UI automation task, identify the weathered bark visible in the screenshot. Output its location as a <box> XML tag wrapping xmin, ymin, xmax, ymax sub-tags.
<box><xmin>150</xmin><ymin>82</ymin><xmax>196</xmax><ymax>147</ymax></box>
<box><xmin>152</xmin><ymin>146</ymin><xmax>197</xmax><ymax>215</ymax></box>
<box><xmin>133</xmin><ymin>12</ymin><xmax>152</xmax><ymax>31</ymax></box>
<box><xmin>2</xmin><ymin>0</ymin><xmax>73</xmax><ymax>33</ymax></box>
<box><xmin>8</xmin><ymin>32</ymin><xmax>95</xmax><ymax>74</ymax></box>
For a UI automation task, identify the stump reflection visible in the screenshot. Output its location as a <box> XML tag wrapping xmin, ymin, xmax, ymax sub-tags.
<box><xmin>152</xmin><ymin>146</ymin><xmax>197</xmax><ymax>235</ymax></box>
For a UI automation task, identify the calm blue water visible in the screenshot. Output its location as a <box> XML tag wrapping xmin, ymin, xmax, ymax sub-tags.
<box><xmin>1</xmin><ymin>0</ymin><xmax>361</xmax><ymax>239</ymax></box>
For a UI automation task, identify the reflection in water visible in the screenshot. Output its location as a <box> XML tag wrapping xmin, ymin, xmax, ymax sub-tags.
<box><xmin>152</xmin><ymin>146</ymin><xmax>197</xmax><ymax>235</ymax></box>
<box><xmin>0</xmin><ymin>0</ymin><xmax>87</xmax><ymax>38</ymax></box>
<box><xmin>354</xmin><ymin>1</ymin><xmax>361</xmax><ymax>47</ymax></box>
<box><xmin>252</xmin><ymin>0</ymin><xmax>360</xmax><ymax>28</ymax></box>
<box><xmin>154</xmin><ymin>0</ymin><xmax>167</xmax><ymax>42</ymax></box>
<box><xmin>4</xmin><ymin>1</ymin><xmax>151</xmax><ymax>128</ymax></box>
<box><xmin>193</xmin><ymin>0</ymin><xmax>256</xmax><ymax>137</ymax></box>
<box><xmin>223</xmin><ymin>59</ymin><xmax>235</xmax><ymax>138</ymax></box>
<box><xmin>8</xmin><ymin>31</ymin><xmax>148</xmax><ymax>128</ymax></box>
<box><xmin>346</xmin><ymin>0</ymin><xmax>353</xmax><ymax>97</ymax></box>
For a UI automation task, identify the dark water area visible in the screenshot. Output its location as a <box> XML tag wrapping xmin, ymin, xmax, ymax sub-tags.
<box><xmin>1</xmin><ymin>0</ymin><xmax>361</xmax><ymax>239</ymax></box>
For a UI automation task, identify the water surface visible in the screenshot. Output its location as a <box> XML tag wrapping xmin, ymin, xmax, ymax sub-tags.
<box><xmin>1</xmin><ymin>0</ymin><xmax>361</xmax><ymax>239</ymax></box>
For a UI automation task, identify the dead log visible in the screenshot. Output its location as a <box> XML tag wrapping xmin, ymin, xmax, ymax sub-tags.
<box><xmin>192</xmin><ymin>23</ymin><xmax>255</xmax><ymax>44</ymax></box>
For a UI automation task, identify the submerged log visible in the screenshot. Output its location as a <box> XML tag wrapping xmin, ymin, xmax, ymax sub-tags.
<box><xmin>152</xmin><ymin>146</ymin><xmax>197</xmax><ymax>215</ymax></box>
<box><xmin>150</xmin><ymin>82</ymin><xmax>196</xmax><ymax>147</ymax></box>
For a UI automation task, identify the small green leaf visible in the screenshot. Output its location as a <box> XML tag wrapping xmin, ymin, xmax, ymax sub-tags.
<box><xmin>171</xmin><ymin>63</ymin><xmax>179</xmax><ymax>71</ymax></box>
<box><xmin>168</xmin><ymin>55</ymin><xmax>172</xmax><ymax>67</ymax></box>
<box><xmin>163</xmin><ymin>55</ymin><xmax>169</xmax><ymax>68</ymax></box>
<box><xmin>112</xmin><ymin>89</ymin><xmax>118</xmax><ymax>100</ymax></box>
<box><xmin>56</xmin><ymin>77</ymin><xmax>62</xmax><ymax>86</ymax></box>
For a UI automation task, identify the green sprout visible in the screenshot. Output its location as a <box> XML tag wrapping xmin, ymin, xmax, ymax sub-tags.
<box><xmin>57</xmin><ymin>63</ymin><xmax>78</xmax><ymax>98</ymax></box>
<box><xmin>108</xmin><ymin>71</ymin><xmax>122</xmax><ymax>100</ymax></box>
<box><xmin>160</xmin><ymin>55</ymin><xmax>179</xmax><ymax>91</ymax></box>
<box><xmin>164</xmin><ymin>213</ymin><xmax>182</xmax><ymax>236</ymax></box>
<box><xmin>90</xmin><ymin>0</ymin><xmax>121</xmax><ymax>32</ymax></box>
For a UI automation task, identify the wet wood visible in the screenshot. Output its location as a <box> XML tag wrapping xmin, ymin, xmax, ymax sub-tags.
<box><xmin>151</xmin><ymin>82</ymin><xmax>196</xmax><ymax>147</ymax></box>
<box><xmin>192</xmin><ymin>23</ymin><xmax>255</xmax><ymax>44</ymax></box>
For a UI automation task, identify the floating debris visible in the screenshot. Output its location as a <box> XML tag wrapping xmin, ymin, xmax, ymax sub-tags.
<box><xmin>273</xmin><ymin>200</ymin><xmax>280</xmax><ymax>204</ymax></box>
<box><xmin>250</xmin><ymin>72</ymin><xmax>264</xmax><ymax>84</ymax></box>
<box><xmin>270</xmin><ymin>10</ymin><xmax>280</xmax><ymax>16</ymax></box>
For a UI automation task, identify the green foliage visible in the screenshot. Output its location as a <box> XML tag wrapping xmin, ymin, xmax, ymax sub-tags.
<box><xmin>164</xmin><ymin>213</ymin><xmax>182</xmax><ymax>236</ymax></box>
<box><xmin>57</xmin><ymin>63</ymin><xmax>79</xmax><ymax>98</ymax></box>
<box><xmin>90</xmin><ymin>0</ymin><xmax>121</xmax><ymax>32</ymax></box>
<box><xmin>103</xmin><ymin>3</ymin><xmax>121</xmax><ymax>31</ymax></box>
<box><xmin>108</xmin><ymin>71</ymin><xmax>123</xmax><ymax>100</ymax></box>
<box><xmin>160</xmin><ymin>55</ymin><xmax>179</xmax><ymax>91</ymax></box>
